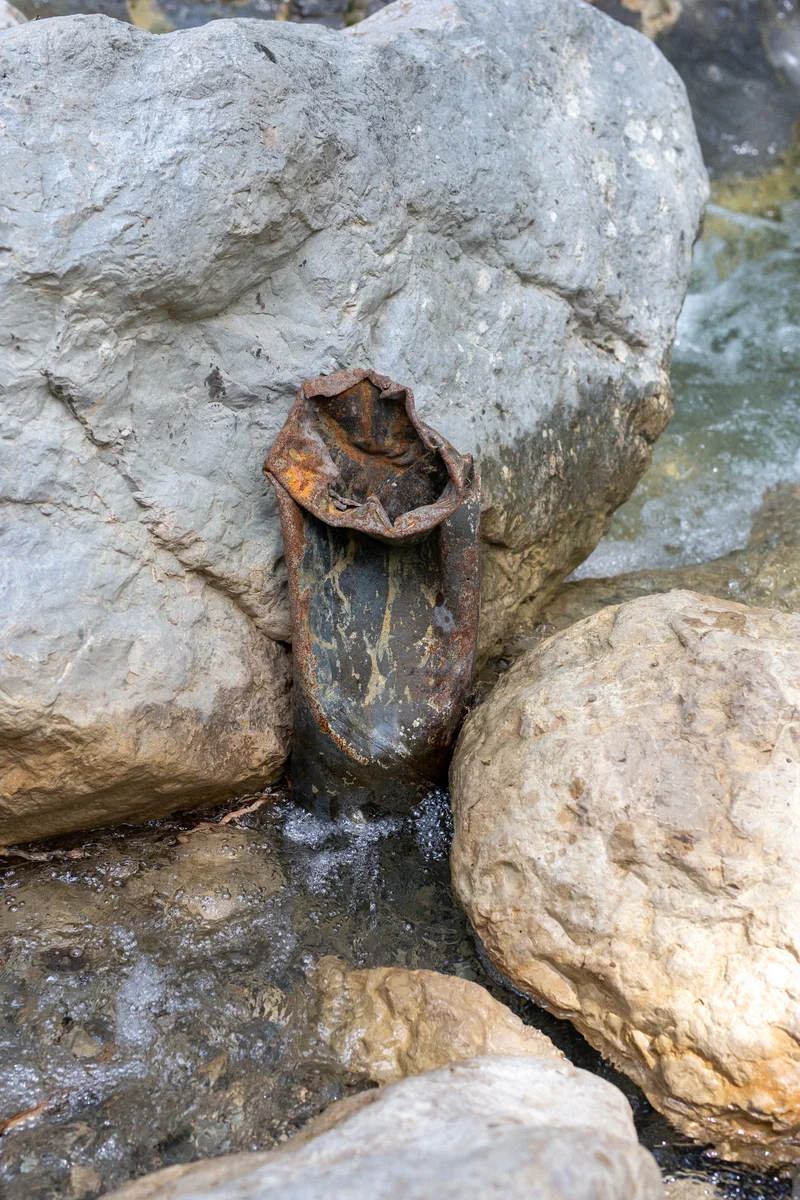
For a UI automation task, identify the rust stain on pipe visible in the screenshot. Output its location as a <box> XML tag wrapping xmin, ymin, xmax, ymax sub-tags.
<box><xmin>265</xmin><ymin>369</ymin><xmax>480</xmax><ymax>817</ymax></box>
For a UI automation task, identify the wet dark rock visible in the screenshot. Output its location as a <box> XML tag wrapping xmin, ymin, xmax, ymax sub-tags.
<box><xmin>656</xmin><ymin>0</ymin><xmax>800</xmax><ymax>177</ymax></box>
<box><xmin>593</xmin><ymin>1</ymin><xmax>800</xmax><ymax>177</ymax></box>
<box><xmin>482</xmin><ymin>482</ymin><xmax>800</xmax><ymax>681</ymax></box>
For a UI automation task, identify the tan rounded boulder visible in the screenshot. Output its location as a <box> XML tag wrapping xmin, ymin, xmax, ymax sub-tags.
<box><xmin>296</xmin><ymin>958</ymin><xmax>564</xmax><ymax>1083</ymax></box>
<box><xmin>451</xmin><ymin>590</ymin><xmax>800</xmax><ymax>1165</ymax></box>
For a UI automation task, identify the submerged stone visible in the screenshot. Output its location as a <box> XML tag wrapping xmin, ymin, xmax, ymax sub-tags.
<box><xmin>293</xmin><ymin>958</ymin><xmax>564</xmax><ymax>1083</ymax></box>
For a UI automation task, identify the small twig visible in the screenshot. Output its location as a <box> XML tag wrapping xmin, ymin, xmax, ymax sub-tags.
<box><xmin>0</xmin><ymin>846</ymin><xmax>88</xmax><ymax>863</ymax></box>
<box><xmin>178</xmin><ymin>794</ymin><xmax>272</xmax><ymax>837</ymax></box>
<box><xmin>217</xmin><ymin>796</ymin><xmax>270</xmax><ymax>825</ymax></box>
<box><xmin>0</xmin><ymin>1099</ymin><xmax>53</xmax><ymax>1136</ymax></box>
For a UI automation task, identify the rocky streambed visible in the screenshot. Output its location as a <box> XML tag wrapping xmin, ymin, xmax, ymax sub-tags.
<box><xmin>3</xmin><ymin>494</ymin><xmax>800</xmax><ymax>1198</ymax></box>
<box><xmin>4</xmin><ymin>197</ymin><xmax>799</xmax><ymax>1194</ymax></box>
<box><xmin>2</xmin><ymin>0</ymin><xmax>800</xmax><ymax>1196</ymax></box>
<box><xmin>1</xmin><ymin>788</ymin><xmax>796</xmax><ymax>1199</ymax></box>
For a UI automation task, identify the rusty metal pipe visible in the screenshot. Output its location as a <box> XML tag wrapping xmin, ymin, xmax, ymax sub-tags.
<box><xmin>264</xmin><ymin>369</ymin><xmax>480</xmax><ymax>817</ymax></box>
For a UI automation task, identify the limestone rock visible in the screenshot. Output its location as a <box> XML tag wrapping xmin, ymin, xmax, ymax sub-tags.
<box><xmin>0</xmin><ymin>0</ymin><xmax>706</xmax><ymax>843</ymax></box>
<box><xmin>296</xmin><ymin>957</ymin><xmax>564</xmax><ymax>1083</ymax></box>
<box><xmin>0</xmin><ymin>1</ymin><xmax>25</xmax><ymax>26</ymax></box>
<box><xmin>452</xmin><ymin>590</ymin><xmax>800</xmax><ymax>1164</ymax></box>
<box><xmin>106</xmin><ymin>1055</ymin><xmax>664</xmax><ymax>1199</ymax></box>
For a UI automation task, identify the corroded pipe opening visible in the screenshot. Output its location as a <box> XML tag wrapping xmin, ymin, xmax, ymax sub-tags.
<box><xmin>265</xmin><ymin>369</ymin><xmax>480</xmax><ymax>817</ymax></box>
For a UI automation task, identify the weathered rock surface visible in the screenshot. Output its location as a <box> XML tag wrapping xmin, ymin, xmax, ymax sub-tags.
<box><xmin>107</xmin><ymin>1055</ymin><xmax>664</xmax><ymax>1199</ymax></box>
<box><xmin>0</xmin><ymin>0</ymin><xmax>25</xmax><ymax>26</ymax></box>
<box><xmin>296</xmin><ymin>958</ymin><xmax>564</xmax><ymax>1082</ymax></box>
<box><xmin>0</xmin><ymin>0</ymin><xmax>706</xmax><ymax>843</ymax></box>
<box><xmin>452</xmin><ymin>589</ymin><xmax>800</xmax><ymax>1164</ymax></box>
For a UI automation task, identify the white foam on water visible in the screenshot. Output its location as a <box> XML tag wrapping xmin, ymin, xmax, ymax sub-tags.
<box><xmin>115</xmin><ymin>957</ymin><xmax>165</xmax><ymax>1049</ymax></box>
<box><xmin>282</xmin><ymin>807</ymin><xmax>403</xmax><ymax>896</ymax></box>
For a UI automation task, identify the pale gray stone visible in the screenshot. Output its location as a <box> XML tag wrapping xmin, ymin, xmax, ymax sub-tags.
<box><xmin>106</xmin><ymin>1055</ymin><xmax>664</xmax><ymax>1199</ymax></box>
<box><xmin>0</xmin><ymin>0</ymin><xmax>707</xmax><ymax>842</ymax></box>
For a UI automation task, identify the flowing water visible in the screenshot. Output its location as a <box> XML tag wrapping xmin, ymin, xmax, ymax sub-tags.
<box><xmin>0</xmin><ymin>791</ymin><xmax>794</xmax><ymax>1199</ymax></box>
<box><xmin>575</xmin><ymin>198</ymin><xmax>800</xmax><ymax>580</ymax></box>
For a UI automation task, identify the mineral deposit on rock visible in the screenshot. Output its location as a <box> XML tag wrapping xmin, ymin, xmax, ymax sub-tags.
<box><xmin>107</xmin><ymin>1055</ymin><xmax>663</xmax><ymax>1199</ymax></box>
<box><xmin>297</xmin><ymin>957</ymin><xmax>564</xmax><ymax>1082</ymax></box>
<box><xmin>452</xmin><ymin>590</ymin><xmax>800</xmax><ymax>1164</ymax></box>
<box><xmin>0</xmin><ymin>0</ymin><xmax>706</xmax><ymax>842</ymax></box>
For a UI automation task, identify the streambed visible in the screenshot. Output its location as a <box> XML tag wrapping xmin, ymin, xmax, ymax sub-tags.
<box><xmin>1</xmin><ymin>790</ymin><xmax>795</xmax><ymax>1199</ymax></box>
<box><xmin>2</xmin><ymin>10</ymin><xmax>800</xmax><ymax>1198</ymax></box>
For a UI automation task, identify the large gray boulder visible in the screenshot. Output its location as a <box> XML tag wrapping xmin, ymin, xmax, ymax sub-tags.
<box><xmin>0</xmin><ymin>0</ymin><xmax>707</xmax><ymax>843</ymax></box>
<box><xmin>106</xmin><ymin>1055</ymin><xmax>664</xmax><ymax>1199</ymax></box>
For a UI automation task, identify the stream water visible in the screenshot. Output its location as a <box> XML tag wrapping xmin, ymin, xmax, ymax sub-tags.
<box><xmin>576</xmin><ymin>199</ymin><xmax>800</xmax><ymax>580</ymax></box>
<box><xmin>1</xmin><ymin>791</ymin><xmax>795</xmax><ymax>1200</ymax></box>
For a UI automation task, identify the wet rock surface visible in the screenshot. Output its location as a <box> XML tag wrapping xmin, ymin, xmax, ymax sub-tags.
<box><xmin>453</xmin><ymin>590</ymin><xmax>800</xmax><ymax>1166</ymax></box>
<box><xmin>655</xmin><ymin>1</ymin><xmax>800</xmax><ymax>177</ymax></box>
<box><xmin>485</xmin><ymin>482</ymin><xmax>800</xmax><ymax>678</ymax></box>
<box><xmin>296</xmin><ymin>958</ymin><xmax>564</xmax><ymax>1082</ymax></box>
<box><xmin>0</xmin><ymin>0</ymin><xmax>706</xmax><ymax>841</ymax></box>
<box><xmin>106</xmin><ymin>1056</ymin><xmax>664</xmax><ymax>1200</ymax></box>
